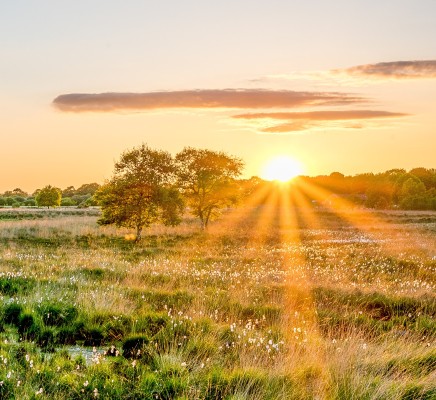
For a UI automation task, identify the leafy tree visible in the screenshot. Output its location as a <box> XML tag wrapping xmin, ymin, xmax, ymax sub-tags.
<box><xmin>3</xmin><ymin>188</ymin><xmax>28</xmax><ymax>197</ymax></box>
<box><xmin>71</xmin><ymin>194</ymin><xmax>89</xmax><ymax>205</ymax></box>
<box><xmin>62</xmin><ymin>186</ymin><xmax>76</xmax><ymax>197</ymax></box>
<box><xmin>61</xmin><ymin>197</ymin><xmax>76</xmax><ymax>206</ymax></box>
<box><xmin>400</xmin><ymin>178</ymin><xmax>426</xmax><ymax>198</ymax></box>
<box><xmin>35</xmin><ymin>185</ymin><xmax>62</xmax><ymax>208</ymax></box>
<box><xmin>5</xmin><ymin>197</ymin><xmax>15</xmax><ymax>206</ymax></box>
<box><xmin>409</xmin><ymin>168</ymin><xmax>436</xmax><ymax>189</ymax></box>
<box><xmin>365</xmin><ymin>189</ymin><xmax>390</xmax><ymax>209</ymax></box>
<box><xmin>23</xmin><ymin>199</ymin><xmax>36</xmax><ymax>206</ymax></box>
<box><xmin>13</xmin><ymin>196</ymin><xmax>26</xmax><ymax>203</ymax></box>
<box><xmin>95</xmin><ymin>144</ymin><xmax>182</xmax><ymax>241</ymax></box>
<box><xmin>75</xmin><ymin>183</ymin><xmax>100</xmax><ymax>196</ymax></box>
<box><xmin>175</xmin><ymin>147</ymin><xmax>244</xmax><ymax>229</ymax></box>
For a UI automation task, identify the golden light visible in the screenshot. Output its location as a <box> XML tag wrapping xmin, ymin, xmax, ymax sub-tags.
<box><xmin>261</xmin><ymin>156</ymin><xmax>304</xmax><ymax>182</ymax></box>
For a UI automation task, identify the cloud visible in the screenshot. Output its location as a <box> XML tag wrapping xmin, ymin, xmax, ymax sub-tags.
<box><xmin>255</xmin><ymin>60</ymin><xmax>436</xmax><ymax>86</ymax></box>
<box><xmin>233</xmin><ymin>110</ymin><xmax>408</xmax><ymax>133</ymax></box>
<box><xmin>233</xmin><ymin>110</ymin><xmax>407</xmax><ymax>121</ymax></box>
<box><xmin>52</xmin><ymin>89</ymin><xmax>364</xmax><ymax>112</ymax></box>
<box><xmin>335</xmin><ymin>60</ymin><xmax>436</xmax><ymax>80</ymax></box>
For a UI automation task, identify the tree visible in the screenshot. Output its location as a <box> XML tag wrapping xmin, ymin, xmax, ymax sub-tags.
<box><xmin>95</xmin><ymin>144</ymin><xmax>183</xmax><ymax>242</ymax></box>
<box><xmin>175</xmin><ymin>147</ymin><xmax>244</xmax><ymax>229</ymax></box>
<box><xmin>62</xmin><ymin>186</ymin><xmax>76</xmax><ymax>197</ymax></box>
<box><xmin>61</xmin><ymin>197</ymin><xmax>76</xmax><ymax>206</ymax></box>
<box><xmin>35</xmin><ymin>185</ymin><xmax>62</xmax><ymax>208</ymax></box>
<box><xmin>3</xmin><ymin>188</ymin><xmax>28</xmax><ymax>197</ymax></box>
<box><xmin>75</xmin><ymin>183</ymin><xmax>100</xmax><ymax>196</ymax></box>
<box><xmin>409</xmin><ymin>168</ymin><xmax>436</xmax><ymax>189</ymax></box>
<box><xmin>400</xmin><ymin>177</ymin><xmax>426</xmax><ymax>198</ymax></box>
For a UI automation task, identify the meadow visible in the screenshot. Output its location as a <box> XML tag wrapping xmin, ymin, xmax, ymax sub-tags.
<box><xmin>0</xmin><ymin>206</ymin><xmax>434</xmax><ymax>399</ymax></box>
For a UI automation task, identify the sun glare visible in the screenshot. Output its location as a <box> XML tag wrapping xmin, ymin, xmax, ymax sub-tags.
<box><xmin>261</xmin><ymin>156</ymin><xmax>304</xmax><ymax>182</ymax></box>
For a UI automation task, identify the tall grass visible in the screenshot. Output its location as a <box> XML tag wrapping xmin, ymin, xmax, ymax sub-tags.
<box><xmin>0</xmin><ymin>207</ymin><xmax>434</xmax><ymax>399</ymax></box>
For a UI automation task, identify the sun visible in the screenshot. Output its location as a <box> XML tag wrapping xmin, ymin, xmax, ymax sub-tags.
<box><xmin>261</xmin><ymin>156</ymin><xmax>304</xmax><ymax>182</ymax></box>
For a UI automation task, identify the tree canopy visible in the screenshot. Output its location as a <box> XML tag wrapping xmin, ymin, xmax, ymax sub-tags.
<box><xmin>175</xmin><ymin>147</ymin><xmax>244</xmax><ymax>229</ymax></box>
<box><xmin>35</xmin><ymin>185</ymin><xmax>62</xmax><ymax>208</ymax></box>
<box><xmin>95</xmin><ymin>144</ymin><xmax>183</xmax><ymax>241</ymax></box>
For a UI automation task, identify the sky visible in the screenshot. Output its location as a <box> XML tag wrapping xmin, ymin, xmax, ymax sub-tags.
<box><xmin>1</xmin><ymin>1</ymin><xmax>435</xmax><ymax>193</ymax></box>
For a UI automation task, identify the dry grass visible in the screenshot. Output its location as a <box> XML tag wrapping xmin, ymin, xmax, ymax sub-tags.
<box><xmin>0</xmin><ymin>207</ymin><xmax>434</xmax><ymax>399</ymax></box>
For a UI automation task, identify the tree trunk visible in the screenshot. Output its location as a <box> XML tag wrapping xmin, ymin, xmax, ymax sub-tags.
<box><xmin>199</xmin><ymin>210</ymin><xmax>206</xmax><ymax>230</ymax></box>
<box><xmin>204</xmin><ymin>209</ymin><xmax>212</xmax><ymax>229</ymax></box>
<box><xmin>135</xmin><ymin>225</ymin><xmax>143</xmax><ymax>242</ymax></box>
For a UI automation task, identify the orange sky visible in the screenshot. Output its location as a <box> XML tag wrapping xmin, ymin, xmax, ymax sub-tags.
<box><xmin>1</xmin><ymin>2</ymin><xmax>435</xmax><ymax>192</ymax></box>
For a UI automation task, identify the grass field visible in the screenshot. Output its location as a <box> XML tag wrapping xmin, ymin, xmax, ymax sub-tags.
<box><xmin>0</xmin><ymin>206</ymin><xmax>435</xmax><ymax>399</ymax></box>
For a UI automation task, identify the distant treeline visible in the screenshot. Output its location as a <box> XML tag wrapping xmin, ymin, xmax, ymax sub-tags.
<box><xmin>1</xmin><ymin>168</ymin><xmax>436</xmax><ymax>211</ymax></box>
<box><xmin>296</xmin><ymin>168</ymin><xmax>436</xmax><ymax>210</ymax></box>
<box><xmin>0</xmin><ymin>183</ymin><xmax>100</xmax><ymax>208</ymax></box>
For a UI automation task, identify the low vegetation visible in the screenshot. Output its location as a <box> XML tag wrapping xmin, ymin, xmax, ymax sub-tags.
<box><xmin>0</xmin><ymin>206</ymin><xmax>434</xmax><ymax>399</ymax></box>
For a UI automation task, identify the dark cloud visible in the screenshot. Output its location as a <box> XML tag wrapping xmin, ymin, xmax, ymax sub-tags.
<box><xmin>52</xmin><ymin>89</ymin><xmax>364</xmax><ymax>112</ymax></box>
<box><xmin>233</xmin><ymin>110</ymin><xmax>408</xmax><ymax>133</ymax></box>
<box><xmin>336</xmin><ymin>60</ymin><xmax>436</xmax><ymax>79</ymax></box>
